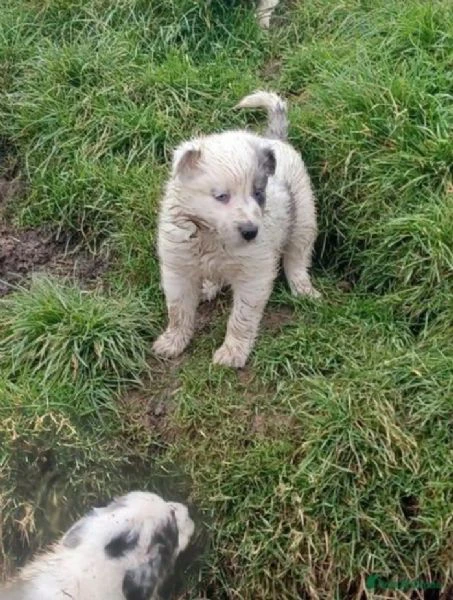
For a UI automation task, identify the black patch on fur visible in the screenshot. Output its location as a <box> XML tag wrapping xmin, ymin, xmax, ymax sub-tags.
<box><xmin>121</xmin><ymin>515</ymin><xmax>178</xmax><ymax>600</ymax></box>
<box><xmin>252</xmin><ymin>146</ymin><xmax>276</xmax><ymax>208</ymax></box>
<box><xmin>122</xmin><ymin>563</ymin><xmax>157</xmax><ymax>600</ymax></box>
<box><xmin>252</xmin><ymin>184</ymin><xmax>266</xmax><ymax>208</ymax></box>
<box><xmin>148</xmin><ymin>512</ymin><xmax>179</xmax><ymax>563</ymax></box>
<box><xmin>105</xmin><ymin>529</ymin><xmax>139</xmax><ymax>558</ymax></box>
<box><xmin>252</xmin><ymin>172</ymin><xmax>270</xmax><ymax>209</ymax></box>
<box><xmin>257</xmin><ymin>146</ymin><xmax>276</xmax><ymax>177</ymax></box>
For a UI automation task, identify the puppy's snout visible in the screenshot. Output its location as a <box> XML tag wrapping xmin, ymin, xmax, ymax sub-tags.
<box><xmin>239</xmin><ymin>222</ymin><xmax>258</xmax><ymax>241</ymax></box>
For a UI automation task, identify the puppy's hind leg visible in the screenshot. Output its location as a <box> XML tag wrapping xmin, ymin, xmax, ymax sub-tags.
<box><xmin>283</xmin><ymin>225</ymin><xmax>320</xmax><ymax>299</ymax></box>
<box><xmin>256</xmin><ymin>0</ymin><xmax>280</xmax><ymax>29</ymax></box>
<box><xmin>153</xmin><ymin>266</ymin><xmax>200</xmax><ymax>358</ymax></box>
<box><xmin>282</xmin><ymin>173</ymin><xmax>321</xmax><ymax>299</ymax></box>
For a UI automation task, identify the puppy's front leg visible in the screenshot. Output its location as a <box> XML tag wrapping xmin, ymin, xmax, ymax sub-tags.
<box><xmin>256</xmin><ymin>0</ymin><xmax>280</xmax><ymax>28</ymax></box>
<box><xmin>153</xmin><ymin>267</ymin><xmax>199</xmax><ymax>359</ymax></box>
<box><xmin>213</xmin><ymin>277</ymin><xmax>273</xmax><ymax>368</ymax></box>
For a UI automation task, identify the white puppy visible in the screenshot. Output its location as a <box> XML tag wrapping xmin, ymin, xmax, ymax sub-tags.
<box><xmin>256</xmin><ymin>0</ymin><xmax>281</xmax><ymax>28</ymax></box>
<box><xmin>1</xmin><ymin>491</ymin><xmax>194</xmax><ymax>600</ymax></box>
<box><xmin>153</xmin><ymin>91</ymin><xmax>319</xmax><ymax>368</ymax></box>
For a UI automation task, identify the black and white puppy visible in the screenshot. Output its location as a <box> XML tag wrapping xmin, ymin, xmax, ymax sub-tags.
<box><xmin>1</xmin><ymin>491</ymin><xmax>194</xmax><ymax>600</ymax></box>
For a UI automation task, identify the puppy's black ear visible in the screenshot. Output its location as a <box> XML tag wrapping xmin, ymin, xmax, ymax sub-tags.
<box><xmin>122</xmin><ymin>562</ymin><xmax>158</xmax><ymax>600</ymax></box>
<box><xmin>123</xmin><ymin>513</ymin><xmax>179</xmax><ymax>600</ymax></box>
<box><xmin>150</xmin><ymin>511</ymin><xmax>179</xmax><ymax>562</ymax></box>
<box><xmin>173</xmin><ymin>141</ymin><xmax>202</xmax><ymax>178</ymax></box>
<box><xmin>105</xmin><ymin>529</ymin><xmax>139</xmax><ymax>558</ymax></box>
<box><xmin>257</xmin><ymin>146</ymin><xmax>276</xmax><ymax>177</ymax></box>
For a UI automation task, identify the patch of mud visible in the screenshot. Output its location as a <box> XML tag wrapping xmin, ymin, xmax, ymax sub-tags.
<box><xmin>196</xmin><ymin>299</ymin><xmax>221</xmax><ymax>332</ymax></box>
<box><xmin>119</xmin><ymin>357</ymin><xmax>186</xmax><ymax>447</ymax></box>
<box><xmin>0</xmin><ymin>177</ymin><xmax>25</xmax><ymax>209</ymax></box>
<box><xmin>247</xmin><ymin>412</ymin><xmax>296</xmax><ymax>439</ymax></box>
<box><xmin>0</xmin><ymin>137</ymin><xmax>107</xmax><ymax>295</ymax></box>
<box><xmin>119</xmin><ymin>303</ymin><xmax>296</xmax><ymax>447</ymax></box>
<box><xmin>0</xmin><ymin>225</ymin><xmax>108</xmax><ymax>296</ymax></box>
<box><xmin>337</xmin><ymin>279</ymin><xmax>354</xmax><ymax>293</ymax></box>
<box><xmin>260</xmin><ymin>58</ymin><xmax>282</xmax><ymax>80</ymax></box>
<box><xmin>237</xmin><ymin>366</ymin><xmax>255</xmax><ymax>386</ymax></box>
<box><xmin>263</xmin><ymin>304</ymin><xmax>295</xmax><ymax>331</ymax></box>
<box><xmin>120</xmin><ymin>386</ymin><xmax>182</xmax><ymax>446</ymax></box>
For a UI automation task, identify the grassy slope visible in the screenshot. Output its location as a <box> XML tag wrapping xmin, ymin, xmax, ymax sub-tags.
<box><xmin>0</xmin><ymin>0</ymin><xmax>452</xmax><ymax>598</ymax></box>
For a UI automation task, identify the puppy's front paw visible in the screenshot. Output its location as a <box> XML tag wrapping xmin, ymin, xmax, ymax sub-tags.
<box><xmin>296</xmin><ymin>284</ymin><xmax>321</xmax><ymax>299</ymax></box>
<box><xmin>153</xmin><ymin>329</ymin><xmax>190</xmax><ymax>359</ymax></box>
<box><xmin>289</xmin><ymin>277</ymin><xmax>322</xmax><ymax>299</ymax></box>
<box><xmin>213</xmin><ymin>343</ymin><xmax>248</xmax><ymax>369</ymax></box>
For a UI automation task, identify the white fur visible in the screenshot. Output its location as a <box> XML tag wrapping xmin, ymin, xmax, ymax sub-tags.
<box><xmin>256</xmin><ymin>0</ymin><xmax>281</xmax><ymax>28</ymax></box>
<box><xmin>1</xmin><ymin>491</ymin><xmax>194</xmax><ymax>600</ymax></box>
<box><xmin>153</xmin><ymin>91</ymin><xmax>319</xmax><ymax>368</ymax></box>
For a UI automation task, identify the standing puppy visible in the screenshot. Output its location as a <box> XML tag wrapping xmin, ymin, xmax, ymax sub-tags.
<box><xmin>153</xmin><ymin>91</ymin><xmax>319</xmax><ymax>368</ymax></box>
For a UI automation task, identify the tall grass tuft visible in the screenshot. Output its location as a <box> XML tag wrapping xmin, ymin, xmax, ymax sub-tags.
<box><xmin>0</xmin><ymin>277</ymin><xmax>153</xmax><ymax>390</ymax></box>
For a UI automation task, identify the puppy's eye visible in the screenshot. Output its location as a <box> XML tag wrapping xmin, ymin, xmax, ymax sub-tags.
<box><xmin>214</xmin><ymin>192</ymin><xmax>230</xmax><ymax>203</ymax></box>
<box><xmin>253</xmin><ymin>189</ymin><xmax>265</xmax><ymax>206</ymax></box>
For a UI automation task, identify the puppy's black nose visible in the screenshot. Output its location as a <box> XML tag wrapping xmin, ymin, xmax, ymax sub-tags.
<box><xmin>239</xmin><ymin>222</ymin><xmax>258</xmax><ymax>241</ymax></box>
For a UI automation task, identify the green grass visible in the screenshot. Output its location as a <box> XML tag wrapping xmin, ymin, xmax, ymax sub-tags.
<box><xmin>0</xmin><ymin>0</ymin><xmax>452</xmax><ymax>598</ymax></box>
<box><xmin>0</xmin><ymin>276</ymin><xmax>154</xmax><ymax>394</ymax></box>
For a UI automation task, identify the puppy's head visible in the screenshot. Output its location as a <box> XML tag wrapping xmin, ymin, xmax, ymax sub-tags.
<box><xmin>171</xmin><ymin>131</ymin><xmax>276</xmax><ymax>246</ymax></box>
<box><xmin>62</xmin><ymin>491</ymin><xmax>194</xmax><ymax>600</ymax></box>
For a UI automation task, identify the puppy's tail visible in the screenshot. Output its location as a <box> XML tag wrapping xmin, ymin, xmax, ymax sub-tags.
<box><xmin>235</xmin><ymin>91</ymin><xmax>288</xmax><ymax>141</ymax></box>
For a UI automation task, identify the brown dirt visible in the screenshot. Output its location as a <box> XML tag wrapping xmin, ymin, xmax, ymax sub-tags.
<box><xmin>196</xmin><ymin>300</ymin><xmax>221</xmax><ymax>332</ymax></box>
<box><xmin>0</xmin><ymin>140</ymin><xmax>107</xmax><ymax>295</ymax></box>
<box><xmin>119</xmin><ymin>387</ymin><xmax>182</xmax><ymax>446</ymax></box>
<box><xmin>0</xmin><ymin>177</ymin><xmax>25</xmax><ymax>208</ymax></box>
<box><xmin>260</xmin><ymin>58</ymin><xmax>282</xmax><ymax>80</ymax></box>
<box><xmin>0</xmin><ymin>222</ymin><xmax>108</xmax><ymax>296</ymax></box>
<box><xmin>119</xmin><ymin>301</ymin><xmax>296</xmax><ymax>448</ymax></box>
<box><xmin>118</xmin><ymin>358</ymin><xmax>186</xmax><ymax>446</ymax></box>
<box><xmin>247</xmin><ymin>412</ymin><xmax>296</xmax><ymax>439</ymax></box>
<box><xmin>263</xmin><ymin>304</ymin><xmax>295</xmax><ymax>331</ymax></box>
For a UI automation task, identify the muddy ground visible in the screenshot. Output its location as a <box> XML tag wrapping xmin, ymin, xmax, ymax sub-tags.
<box><xmin>0</xmin><ymin>177</ymin><xmax>107</xmax><ymax>296</ymax></box>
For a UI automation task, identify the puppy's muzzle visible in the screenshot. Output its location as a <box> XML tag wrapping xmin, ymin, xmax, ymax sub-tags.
<box><xmin>238</xmin><ymin>222</ymin><xmax>258</xmax><ymax>241</ymax></box>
